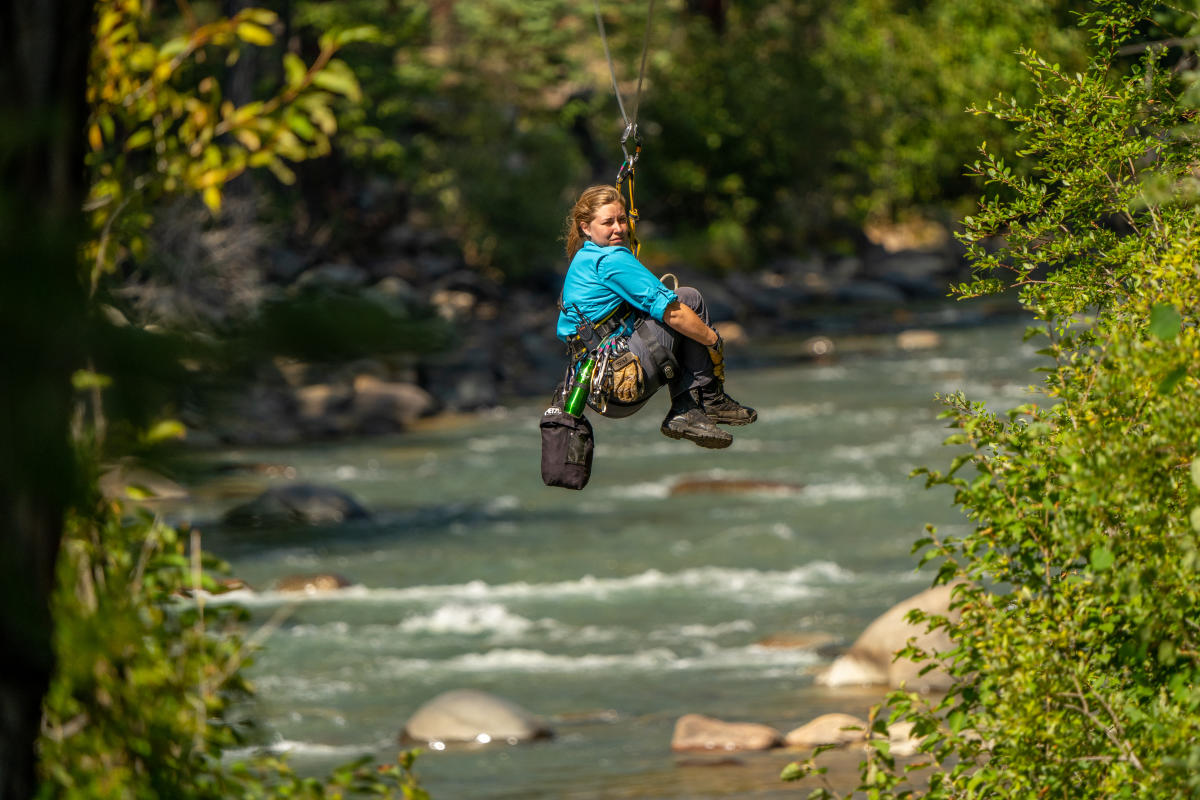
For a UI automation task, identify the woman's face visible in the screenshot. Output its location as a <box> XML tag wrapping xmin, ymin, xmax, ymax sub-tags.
<box><xmin>580</xmin><ymin>202</ymin><xmax>628</xmax><ymax>248</ymax></box>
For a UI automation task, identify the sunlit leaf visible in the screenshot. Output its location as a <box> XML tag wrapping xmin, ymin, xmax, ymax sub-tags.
<box><xmin>125</xmin><ymin>128</ymin><xmax>153</xmax><ymax>150</ymax></box>
<box><xmin>1149</xmin><ymin>303</ymin><xmax>1182</xmax><ymax>340</ymax></box>
<box><xmin>144</xmin><ymin>419</ymin><xmax>187</xmax><ymax>444</ymax></box>
<box><xmin>286</xmin><ymin>112</ymin><xmax>316</xmax><ymax>142</ymax></box>
<box><xmin>311</xmin><ymin>59</ymin><xmax>361</xmax><ymax>101</ymax></box>
<box><xmin>241</xmin><ymin>8</ymin><xmax>278</xmax><ymax>26</ymax></box>
<box><xmin>283</xmin><ymin>53</ymin><xmax>307</xmax><ymax>87</ymax></box>
<box><xmin>234</xmin><ymin>128</ymin><xmax>262</xmax><ymax>151</ymax></box>
<box><xmin>202</xmin><ymin>185</ymin><xmax>222</xmax><ymax>213</ymax></box>
<box><xmin>235</xmin><ymin>21</ymin><xmax>274</xmax><ymax>47</ymax></box>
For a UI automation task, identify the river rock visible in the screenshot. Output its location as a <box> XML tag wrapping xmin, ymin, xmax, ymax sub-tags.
<box><xmin>881</xmin><ymin>720</ymin><xmax>921</xmax><ymax>757</ymax></box>
<box><xmin>896</xmin><ymin>329</ymin><xmax>942</xmax><ymax>351</ymax></box>
<box><xmin>222</xmin><ymin>484</ymin><xmax>371</xmax><ymax>527</ymax></box>
<box><xmin>816</xmin><ymin>584</ymin><xmax>960</xmax><ymax>691</ymax></box>
<box><xmin>274</xmin><ymin>573</ymin><xmax>352</xmax><ymax>593</ymax></box>
<box><xmin>349</xmin><ymin>375</ymin><xmax>436</xmax><ymax>431</ymax></box>
<box><xmin>784</xmin><ymin>713</ymin><xmax>867</xmax><ymax>749</ymax></box>
<box><xmin>669</xmin><ymin>478</ymin><xmax>805</xmax><ymax>496</ymax></box>
<box><xmin>295</xmin><ymin>261</ymin><xmax>370</xmax><ymax>289</ymax></box>
<box><xmin>755</xmin><ymin>632</ymin><xmax>837</xmax><ymax>651</ymax></box>
<box><xmin>402</xmin><ymin>689</ymin><xmax>552</xmax><ymax>745</ymax></box>
<box><xmin>294</xmin><ymin>383</ymin><xmax>352</xmax><ymax>422</ymax></box>
<box><xmin>670</xmin><ymin>714</ymin><xmax>782</xmax><ymax>752</ymax></box>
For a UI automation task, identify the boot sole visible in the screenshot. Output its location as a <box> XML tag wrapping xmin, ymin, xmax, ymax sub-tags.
<box><xmin>706</xmin><ymin>411</ymin><xmax>757</xmax><ymax>426</ymax></box>
<box><xmin>660</xmin><ymin>425</ymin><xmax>733</xmax><ymax>449</ymax></box>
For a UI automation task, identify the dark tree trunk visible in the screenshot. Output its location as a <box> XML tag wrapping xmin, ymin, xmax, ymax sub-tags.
<box><xmin>0</xmin><ymin>2</ymin><xmax>92</xmax><ymax>798</ymax></box>
<box><xmin>686</xmin><ymin>0</ymin><xmax>725</xmax><ymax>34</ymax></box>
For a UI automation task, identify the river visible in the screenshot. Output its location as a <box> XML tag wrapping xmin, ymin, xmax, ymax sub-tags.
<box><xmin>175</xmin><ymin>318</ymin><xmax>1040</xmax><ymax>798</ymax></box>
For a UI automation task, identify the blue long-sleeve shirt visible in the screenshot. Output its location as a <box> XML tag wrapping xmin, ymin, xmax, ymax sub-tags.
<box><xmin>556</xmin><ymin>241</ymin><xmax>679</xmax><ymax>342</ymax></box>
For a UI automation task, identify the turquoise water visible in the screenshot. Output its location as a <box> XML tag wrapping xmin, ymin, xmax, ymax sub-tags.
<box><xmin>180</xmin><ymin>320</ymin><xmax>1041</xmax><ymax>798</ymax></box>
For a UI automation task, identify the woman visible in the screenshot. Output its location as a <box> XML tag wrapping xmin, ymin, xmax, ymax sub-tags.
<box><xmin>556</xmin><ymin>185</ymin><xmax>755</xmax><ymax>449</ymax></box>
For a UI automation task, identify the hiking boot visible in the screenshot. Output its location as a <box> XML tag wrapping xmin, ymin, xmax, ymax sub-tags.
<box><xmin>660</xmin><ymin>394</ymin><xmax>733</xmax><ymax>449</ymax></box>
<box><xmin>696</xmin><ymin>384</ymin><xmax>757</xmax><ymax>426</ymax></box>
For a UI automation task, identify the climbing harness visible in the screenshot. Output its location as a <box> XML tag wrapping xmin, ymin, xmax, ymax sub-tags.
<box><xmin>592</xmin><ymin>0</ymin><xmax>656</xmax><ymax>257</ymax></box>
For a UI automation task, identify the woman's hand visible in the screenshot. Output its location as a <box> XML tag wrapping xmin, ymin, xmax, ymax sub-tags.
<box><xmin>706</xmin><ymin>333</ymin><xmax>726</xmax><ymax>383</ymax></box>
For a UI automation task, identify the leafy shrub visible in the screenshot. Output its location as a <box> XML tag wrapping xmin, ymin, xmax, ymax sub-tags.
<box><xmin>38</xmin><ymin>488</ymin><xmax>428</xmax><ymax>799</ymax></box>
<box><xmin>783</xmin><ymin>2</ymin><xmax>1200</xmax><ymax>796</ymax></box>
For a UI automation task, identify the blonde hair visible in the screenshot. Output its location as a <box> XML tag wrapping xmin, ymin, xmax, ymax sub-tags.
<box><xmin>565</xmin><ymin>185</ymin><xmax>624</xmax><ymax>262</ymax></box>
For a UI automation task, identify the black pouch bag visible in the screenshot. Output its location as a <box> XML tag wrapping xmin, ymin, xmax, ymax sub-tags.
<box><xmin>540</xmin><ymin>397</ymin><xmax>595</xmax><ymax>490</ymax></box>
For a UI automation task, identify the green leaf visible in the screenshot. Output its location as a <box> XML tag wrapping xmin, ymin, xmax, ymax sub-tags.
<box><xmin>283</xmin><ymin>53</ymin><xmax>307</xmax><ymax>87</ymax></box>
<box><xmin>1190</xmin><ymin>458</ymin><xmax>1200</xmax><ymax>490</ymax></box>
<box><xmin>286</xmin><ymin>112</ymin><xmax>316</xmax><ymax>142</ymax></box>
<box><xmin>1190</xmin><ymin>507</ymin><xmax>1200</xmax><ymax>533</ymax></box>
<box><xmin>1159</xmin><ymin>365</ymin><xmax>1187</xmax><ymax>394</ymax></box>
<box><xmin>780</xmin><ymin>762</ymin><xmax>804</xmax><ymax>782</ymax></box>
<box><xmin>1148</xmin><ymin>303</ymin><xmax>1182</xmax><ymax>340</ymax></box>
<box><xmin>333</xmin><ymin>26</ymin><xmax>380</xmax><ymax>46</ymax></box>
<box><xmin>72</xmin><ymin>369</ymin><xmax>113</xmax><ymax>391</ymax></box>
<box><xmin>124</xmin><ymin>484</ymin><xmax>154</xmax><ymax>500</ymax></box>
<box><xmin>125</xmin><ymin>128</ymin><xmax>153</xmax><ymax>151</ymax></box>
<box><xmin>241</xmin><ymin>8</ymin><xmax>278</xmax><ymax>26</ymax></box>
<box><xmin>143</xmin><ymin>419</ymin><xmax>187</xmax><ymax>444</ymax></box>
<box><xmin>947</xmin><ymin>709</ymin><xmax>967</xmax><ymax>733</ymax></box>
<box><xmin>311</xmin><ymin>59</ymin><xmax>361</xmax><ymax>101</ymax></box>
<box><xmin>235</xmin><ymin>21</ymin><xmax>274</xmax><ymax>47</ymax></box>
<box><xmin>1090</xmin><ymin>545</ymin><xmax>1115</xmax><ymax>571</ymax></box>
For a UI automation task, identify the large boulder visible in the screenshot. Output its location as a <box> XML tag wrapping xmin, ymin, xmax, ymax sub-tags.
<box><xmin>784</xmin><ymin>713</ymin><xmax>867</xmax><ymax>749</ymax></box>
<box><xmin>222</xmin><ymin>484</ymin><xmax>370</xmax><ymax>527</ymax></box>
<box><xmin>402</xmin><ymin>689</ymin><xmax>552</xmax><ymax>745</ymax></box>
<box><xmin>670</xmin><ymin>714</ymin><xmax>782</xmax><ymax>752</ymax></box>
<box><xmin>816</xmin><ymin>584</ymin><xmax>961</xmax><ymax>691</ymax></box>
<box><xmin>348</xmin><ymin>375</ymin><xmax>436</xmax><ymax>431</ymax></box>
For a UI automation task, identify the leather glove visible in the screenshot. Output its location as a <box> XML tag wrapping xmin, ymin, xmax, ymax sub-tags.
<box><xmin>706</xmin><ymin>332</ymin><xmax>726</xmax><ymax>384</ymax></box>
<box><xmin>611</xmin><ymin>353</ymin><xmax>644</xmax><ymax>403</ymax></box>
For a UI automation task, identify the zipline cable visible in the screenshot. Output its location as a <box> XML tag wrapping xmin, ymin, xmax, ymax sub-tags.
<box><xmin>592</xmin><ymin>0</ymin><xmax>656</xmax><ymax>256</ymax></box>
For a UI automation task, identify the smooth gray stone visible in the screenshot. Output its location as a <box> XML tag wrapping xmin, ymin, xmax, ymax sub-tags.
<box><xmin>402</xmin><ymin>689</ymin><xmax>552</xmax><ymax>745</ymax></box>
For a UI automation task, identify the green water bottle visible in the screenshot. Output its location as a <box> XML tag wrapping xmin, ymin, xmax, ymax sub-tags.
<box><xmin>563</xmin><ymin>356</ymin><xmax>596</xmax><ymax>416</ymax></box>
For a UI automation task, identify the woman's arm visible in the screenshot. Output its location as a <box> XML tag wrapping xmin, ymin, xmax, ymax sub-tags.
<box><xmin>662</xmin><ymin>301</ymin><xmax>718</xmax><ymax>346</ymax></box>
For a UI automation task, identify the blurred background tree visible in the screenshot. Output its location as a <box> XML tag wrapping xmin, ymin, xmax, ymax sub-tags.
<box><xmin>0</xmin><ymin>2</ymin><xmax>92</xmax><ymax>796</ymax></box>
<box><xmin>12</xmin><ymin>1</ymin><xmax>428</xmax><ymax>796</ymax></box>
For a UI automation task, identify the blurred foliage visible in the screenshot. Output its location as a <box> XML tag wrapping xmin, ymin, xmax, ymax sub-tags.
<box><xmin>646</xmin><ymin>0</ymin><xmax>1090</xmax><ymax>267</ymax></box>
<box><xmin>782</xmin><ymin>1</ymin><xmax>1200</xmax><ymax>796</ymax></box>
<box><xmin>816</xmin><ymin>0</ymin><xmax>1088</xmax><ymax>220</ymax></box>
<box><xmin>38</xmin><ymin>482</ymin><xmax>429</xmax><ymax>798</ymax></box>
<box><xmin>36</xmin><ymin>2</ymin><xmax>433</xmax><ymax>797</ymax></box>
<box><xmin>86</xmin><ymin>0</ymin><xmax>1120</xmax><ymax>281</ymax></box>
<box><xmin>277</xmin><ymin>0</ymin><xmax>1098</xmax><ymax>274</ymax></box>
<box><xmin>85</xmin><ymin>0</ymin><xmax>370</xmax><ymax>291</ymax></box>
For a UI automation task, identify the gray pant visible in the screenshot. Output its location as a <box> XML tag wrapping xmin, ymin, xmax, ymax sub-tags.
<box><xmin>629</xmin><ymin>286</ymin><xmax>715</xmax><ymax>401</ymax></box>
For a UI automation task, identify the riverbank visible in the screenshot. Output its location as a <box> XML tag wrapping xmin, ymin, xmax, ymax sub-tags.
<box><xmin>173</xmin><ymin>214</ymin><xmax>1021</xmax><ymax>447</ymax></box>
